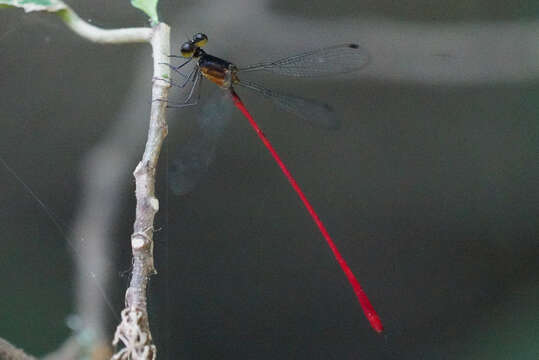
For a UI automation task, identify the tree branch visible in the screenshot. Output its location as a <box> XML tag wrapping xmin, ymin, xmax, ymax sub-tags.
<box><xmin>110</xmin><ymin>23</ymin><xmax>170</xmax><ymax>360</ymax></box>
<box><xmin>48</xmin><ymin>3</ymin><xmax>170</xmax><ymax>358</ymax></box>
<box><xmin>0</xmin><ymin>338</ymin><xmax>37</xmax><ymax>360</ymax></box>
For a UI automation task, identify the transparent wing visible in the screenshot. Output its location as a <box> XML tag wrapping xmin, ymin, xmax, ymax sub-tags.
<box><xmin>168</xmin><ymin>135</ymin><xmax>217</xmax><ymax>196</ymax></box>
<box><xmin>168</xmin><ymin>91</ymin><xmax>234</xmax><ymax>195</ymax></box>
<box><xmin>237</xmin><ymin>80</ymin><xmax>339</xmax><ymax>130</ymax></box>
<box><xmin>238</xmin><ymin>43</ymin><xmax>369</xmax><ymax>77</ymax></box>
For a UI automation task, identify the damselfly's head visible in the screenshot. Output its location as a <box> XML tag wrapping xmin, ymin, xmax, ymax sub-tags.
<box><xmin>180</xmin><ymin>33</ymin><xmax>208</xmax><ymax>58</ymax></box>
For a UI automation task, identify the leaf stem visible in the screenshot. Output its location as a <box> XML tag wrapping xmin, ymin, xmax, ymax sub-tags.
<box><xmin>57</xmin><ymin>5</ymin><xmax>152</xmax><ymax>44</ymax></box>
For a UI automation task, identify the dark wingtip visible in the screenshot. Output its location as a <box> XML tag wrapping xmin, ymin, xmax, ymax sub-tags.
<box><xmin>348</xmin><ymin>43</ymin><xmax>360</xmax><ymax>49</ymax></box>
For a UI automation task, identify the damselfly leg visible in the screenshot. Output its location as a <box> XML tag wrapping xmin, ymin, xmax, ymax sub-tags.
<box><xmin>154</xmin><ymin>66</ymin><xmax>202</xmax><ymax>108</ymax></box>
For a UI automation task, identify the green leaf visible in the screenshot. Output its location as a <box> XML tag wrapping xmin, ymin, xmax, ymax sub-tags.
<box><xmin>0</xmin><ymin>0</ymin><xmax>67</xmax><ymax>12</ymax></box>
<box><xmin>130</xmin><ymin>0</ymin><xmax>159</xmax><ymax>24</ymax></box>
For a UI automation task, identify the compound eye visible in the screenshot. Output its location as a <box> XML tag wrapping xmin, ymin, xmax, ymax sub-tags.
<box><xmin>180</xmin><ymin>41</ymin><xmax>195</xmax><ymax>58</ymax></box>
<box><xmin>192</xmin><ymin>33</ymin><xmax>208</xmax><ymax>47</ymax></box>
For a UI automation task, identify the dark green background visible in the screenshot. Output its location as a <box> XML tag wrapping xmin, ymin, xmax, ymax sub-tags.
<box><xmin>1</xmin><ymin>0</ymin><xmax>538</xmax><ymax>359</ymax></box>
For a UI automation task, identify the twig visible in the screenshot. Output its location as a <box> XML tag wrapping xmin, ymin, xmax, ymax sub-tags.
<box><xmin>0</xmin><ymin>338</ymin><xmax>37</xmax><ymax>360</ymax></box>
<box><xmin>3</xmin><ymin>5</ymin><xmax>162</xmax><ymax>357</ymax></box>
<box><xmin>110</xmin><ymin>23</ymin><xmax>171</xmax><ymax>360</ymax></box>
<box><xmin>41</xmin><ymin>333</ymin><xmax>112</xmax><ymax>360</ymax></box>
<box><xmin>53</xmin><ymin>4</ymin><xmax>171</xmax><ymax>358</ymax></box>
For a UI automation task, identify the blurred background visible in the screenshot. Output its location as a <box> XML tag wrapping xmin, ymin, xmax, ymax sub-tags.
<box><xmin>0</xmin><ymin>0</ymin><xmax>538</xmax><ymax>359</ymax></box>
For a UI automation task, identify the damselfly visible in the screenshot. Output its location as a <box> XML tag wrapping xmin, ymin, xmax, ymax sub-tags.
<box><xmin>163</xmin><ymin>33</ymin><xmax>368</xmax><ymax>129</ymax></box>
<box><xmin>161</xmin><ymin>33</ymin><xmax>383</xmax><ymax>333</ymax></box>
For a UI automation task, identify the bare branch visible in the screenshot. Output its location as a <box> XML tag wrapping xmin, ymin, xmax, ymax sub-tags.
<box><xmin>0</xmin><ymin>338</ymin><xmax>37</xmax><ymax>360</ymax></box>
<box><xmin>6</xmin><ymin>2</ymin><xmax>169</xmax><ymax>359</ymax></box>
<box><xmin>111</xmin><ymin>23</ymin><xmax>171</xmax><ymax>360</ymax></box>
<box><xmin>41</xmin><ymin>333</ymin><xmax>112</xmax><ymax>360</ymax></box>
